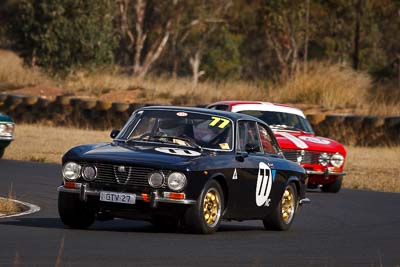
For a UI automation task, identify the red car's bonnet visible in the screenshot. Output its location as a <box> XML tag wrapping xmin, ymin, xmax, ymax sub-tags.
<box><xmin>274</xmin><ymin>131</ymin><xmax>346</xmax><ymax>156</ymax></box>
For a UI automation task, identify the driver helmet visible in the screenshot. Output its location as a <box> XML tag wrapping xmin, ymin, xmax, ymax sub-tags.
<box><xmin>158</xmin><ymin>118</ymin><xmax>187</xmax><ymax>136</ymax></box>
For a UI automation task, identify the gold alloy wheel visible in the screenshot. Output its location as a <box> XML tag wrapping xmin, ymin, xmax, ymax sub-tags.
<box><xmin>203</xmin><ymin>189</ymin><xmax>221</xmax><ymax>227</ymax></box>
<box><xmin>281</xmin><ymin>187</ymin><xmax>295</xmax><ymax>224</ymax></box>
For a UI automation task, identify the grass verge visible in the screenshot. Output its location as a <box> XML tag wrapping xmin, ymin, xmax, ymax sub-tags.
<box><xmin>2</xmin><ymin>124</ymin><xmax>400</xmax><ymax>192</ymax></box>
<box><xmin>0</xmin><ymin>186</ymin><xmax>23</xmax><ymax>216</ymax></box>
<box><xmin>344</xmin><ymin>146</ymin><xmax>400</xmax><ymax>193</ymax></box>
<box><xmin>0</xmin><ymin>198</ymin><xmax>22</xmax><ymax>216</ymax></box>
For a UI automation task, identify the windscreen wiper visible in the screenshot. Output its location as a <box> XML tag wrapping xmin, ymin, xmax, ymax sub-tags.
<box><xmin>151</xmin><ymin>135</ymin><xmax>203</xmax><ymax>151</ymax></box>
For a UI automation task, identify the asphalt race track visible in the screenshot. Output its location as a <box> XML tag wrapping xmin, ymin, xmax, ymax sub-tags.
<box><xmin>0</xmin><ymin>160</ymin><xmax>399</xmax><ymax>266</ymax></box>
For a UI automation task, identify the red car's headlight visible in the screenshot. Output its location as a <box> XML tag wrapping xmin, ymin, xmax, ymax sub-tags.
<box><xmin>330</xmin><ymin>153</ymin><xmax>344</xmax><ymax>168</ymax></box>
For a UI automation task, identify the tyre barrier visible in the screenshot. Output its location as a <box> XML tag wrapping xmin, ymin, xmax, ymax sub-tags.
<box><xmin>0</xmin><ymin>93</ymin><xmax>399</xmax><ymax>146</ymax></box>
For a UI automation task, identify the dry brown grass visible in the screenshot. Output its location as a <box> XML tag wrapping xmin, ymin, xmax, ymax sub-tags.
<box><xmin>2</xmin><ymin>124</ymin><xmax>400</xmax><ymax>192</ymax></box>
<box><xmin>0</xmin><ymin>186</ymin><xmax>22</xmax><ymax>215</ymax></box>
<box><xmin>268</xmin><ymin>62</ymin><xmax>372</xmax><ymax>110</ymax></box>
<box><xmin>344</xmin><ymin>146</ymin><xmax>400</xmax><ymax>192</ymax></box>
<box><xmin>0</xmin><ymin>49</ymin><xmax>50</xmax><ymax>90</ymax></box>
<box><xmin>62</xmin><ymin>70</ymin><xmax>269</xmax><ymax>105</ymax></box>
<box><xmin>4</xmin><ymin>124</ymin><xmax>109</xmax><ymax>163</ymax></box>
<box><xmin>48</xmin><ymin>61</ymin><xmax>400</xmax><ymax>115</ymax></box>
<box><xmin>0</xmin><ymin>50</ymin><xmax>399</xmax><ymax>115</ymax></box>
<box><xmin>0</xmin><ymin>198</ymin><xmax>20</xmax><ymax>215</ymax></box>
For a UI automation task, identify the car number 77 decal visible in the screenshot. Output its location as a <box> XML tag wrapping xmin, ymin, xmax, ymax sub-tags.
<box><xmin>256</xmin><ymin>162</ymin><xmax>276</xmax><ymax>207</ymax></box>
<box><xmin>209</xmin><ymin>116</ymin><xmax>230</xmax><ymax>128</ymax></box>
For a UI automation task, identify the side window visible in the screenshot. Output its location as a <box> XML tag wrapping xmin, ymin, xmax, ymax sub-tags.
<box><xmin>258</xmin><ymin>124</ymin><xmax>278</xmax><ymax>154</ymax></box>
<box><xmin>238</xmin><ymin>121</ymin><xmax>261</xmax><ymax>152</ymax></box>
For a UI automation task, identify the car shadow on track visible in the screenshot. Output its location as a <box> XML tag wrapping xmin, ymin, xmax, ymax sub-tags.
<box><xmin>0</xmin><ymin>217</ymin><xmax>266</xmax><ymax>234</ymax></box>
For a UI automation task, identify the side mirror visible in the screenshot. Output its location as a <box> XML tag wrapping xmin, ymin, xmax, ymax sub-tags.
<box><xmin>110</xmin><ymin>129</ymin><xmax>120</xmax><ymax>139</ymax></box>
<box><xmin>235</xmin><ymin>152</ymin><xmax>248</xmax><ymax>162</ymax></box>
<box><xmin>245</xmin><ymin>143</ymin><xmax>259</xmax><ymax>154</ymax></box>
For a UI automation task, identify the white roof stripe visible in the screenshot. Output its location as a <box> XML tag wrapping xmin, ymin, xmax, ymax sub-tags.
<box><xmin>231</xmin><ymin>103</ymin><xmax>306</xmax><ymax>118</ymax></box>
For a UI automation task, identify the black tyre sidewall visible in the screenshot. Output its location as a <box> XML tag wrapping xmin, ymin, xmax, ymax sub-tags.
<box><xmin>263</xmin><ymin>183</ymin><xmax>298</xmax><ymax>231</ymax></box>
<box><xmin>58</xmin><ymin>192</ymin><xmax>95</xmax><ymax>229</ymax></box>
<box><xmin>184</xmin><ymin>180</ymin><xmax>224</xmax><ymax>234</ymax></box>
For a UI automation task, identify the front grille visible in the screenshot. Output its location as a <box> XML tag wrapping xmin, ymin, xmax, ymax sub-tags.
<box><xmin>88</xmin><ymin>163</ymin><xmax>168</xmax><ymax>188</ymax></box>
<box><xmin>282</xmin><ymin>150</ymin><xmax>322</xmax><ymax>164</ymax></box>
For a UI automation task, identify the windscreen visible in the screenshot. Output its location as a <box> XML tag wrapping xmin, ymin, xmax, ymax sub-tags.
<box><xmin>124</xmin><ymin>110</ymin><xmax>233</xmax><ymax>150</ymax></box>
<box><xmin>237</xmin><ymin>110</ymin><xmax>314</xmax><ymax>133</ymax></box>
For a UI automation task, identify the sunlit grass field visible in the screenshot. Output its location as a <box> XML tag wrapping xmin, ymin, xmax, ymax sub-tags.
<box><xmin>2</xmin><ymin>124</ymin><xmax>400</xmax><ymax>193</ymax></box>
<box><xmin>1</xmin><ymin>49</ymin><xmax>399</xmax><ymax>115</ymax></box>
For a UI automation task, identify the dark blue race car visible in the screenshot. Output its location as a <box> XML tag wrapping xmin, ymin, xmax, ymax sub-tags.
<box><xmin>58</xmin><ymin>106</ymin><xmax>309</xmax><ymax>234</ymax></box>
<box><xmin>0</xmin><ymin>113</ymin><xmax>14</xmax><ymax>159</ymax></box>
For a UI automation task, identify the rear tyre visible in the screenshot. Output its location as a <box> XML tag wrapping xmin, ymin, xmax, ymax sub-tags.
<box><xmin>263</xmin><ymin>183</ymin><xmax>298</xmax><ymax>231</ymax></box>
<box><xmin>0</xmin><ymin>148</ymin><xmax>4</xmax><ymax>159</ymax></box>
<box><xmin>183</xmin><ymin>180</ymin><xmax>224</xmax><ymax>234</ymax></box>
<box><xmin>321</xmin><ymin>176</ymin><xmax>343</xmax><ymax>193</ymax></box>
<box><xmin>58</xmin><ymin>192</ymin><xmax>95</xmax><ymax>229</ymax></box>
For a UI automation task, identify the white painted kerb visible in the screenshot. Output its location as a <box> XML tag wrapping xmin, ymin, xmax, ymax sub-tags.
<box><xmin>0</xmin><ymin>197</ymin><xmax>41</xmax><ymax>219</ymax></box>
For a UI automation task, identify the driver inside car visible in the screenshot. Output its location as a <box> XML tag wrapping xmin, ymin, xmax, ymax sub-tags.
<box><xmin>157</xmin><ymin>118</ymin><xmax>194</xmax><ymax>146</ymax></box>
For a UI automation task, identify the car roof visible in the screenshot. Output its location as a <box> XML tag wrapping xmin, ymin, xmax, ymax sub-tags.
<box><xmin>140</xmin><ymin>105</ymin><xmax>269</xmax><ymax>125</ymax></box>
<box><xmin>209</xmin><ymin>101</ymin><xmax>306</xmax><ymax>118</ymax></box>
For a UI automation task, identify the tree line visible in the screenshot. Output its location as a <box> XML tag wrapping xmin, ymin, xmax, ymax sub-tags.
<box><xmin>0</xmin><ymin>0</ymin><xmax>399</xmax><ymax>86</ymax></box>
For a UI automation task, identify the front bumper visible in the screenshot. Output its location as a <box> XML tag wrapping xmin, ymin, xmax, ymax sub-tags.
<box><xmin>57</xmin><ymin>184</ymin><xmax>197</xmax><ymax>207</ymax></box>
<box><xmin>0</xmin><ymin>137</ymin><xmax>13</xmax><ymax>147</ymax></box>
<box><xmin>306</xmin><ymin>168</ymin><xmax>346</xmax><ymax>178</ymax></box>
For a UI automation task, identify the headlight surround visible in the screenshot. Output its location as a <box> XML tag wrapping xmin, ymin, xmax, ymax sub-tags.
<box><xmin>330</xmin><ymin>153</ymin><xmax>344</xmax><ymax>168</ymax></box>
<box><xmin>167</xmin><ymin>172</ymin><xmax>187</xmax><ymax>191</ymax></box>
<box><xmin>62</xmin><ymin>162</ymin><xmax>81</xmax><ymax>181</ymax></box>
<box><xmin>0</xmin><ymin>123</ymin><xmax>14</xmax><ymax>138</ymax></box>
<box><xmin>318</xmin><ymin>152</ymin><xmax>330</xmax><ymax>166</ymax></box>
<box><xmin>148</xmin><ymin>172</ymin><xmax>165</xmax><ymax>188</ymax></box>
<box><xmin>82</xmin><ymin>165</ymin><xmax>97</xmax><ymax>181</ymax></box>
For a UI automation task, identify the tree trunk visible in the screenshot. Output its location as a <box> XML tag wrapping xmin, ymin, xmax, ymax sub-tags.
<box><xmin>353</xmin><ymin>0</ymin><xmax>362</xmax><ymax>70</ymax></box>
<box><xmin>397</xmin><ymin>56</ymin><xmax>400</xmax><ymax>89</ymax></box>
<box><xmin>138</xmin><ymin>30</ymin><xmax>170</xmax><ymax>79</ymax></box>
<box><xmin>189</xmin><ymin>51</ymin><xmax>205</xmax><ymax>88</ymax></box>
<box><xmin>116</xmin><ymin>0</ymin><xmax>135</xmax><ymax>66</ymax></box>
<box><xmin>303</xmin><ymin>0</ymin><xmax>310</xmax><ymax>73</ymax></box>
<box><xmin>133</xmin><ymin>0</ymin><xmax>147</xmax><ymax>76</ymax></box>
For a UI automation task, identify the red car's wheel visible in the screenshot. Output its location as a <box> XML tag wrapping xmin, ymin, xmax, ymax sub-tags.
<box><xmin>321</xmin><ymin>176</ymin><xmax>343</xmax><ymax>193</ymax></box>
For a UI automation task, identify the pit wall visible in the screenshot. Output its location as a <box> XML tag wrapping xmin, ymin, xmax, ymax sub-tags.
<box><xmin>1</xmin><ymin>94</ymin><xmax>399</xmax><ymax>146</ymax></box>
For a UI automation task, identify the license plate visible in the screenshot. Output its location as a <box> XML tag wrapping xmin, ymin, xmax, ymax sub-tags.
<box><xmin>100</xmin><ymin>191</ymin><xmax>136</xmax><ymax>204</ymax></box>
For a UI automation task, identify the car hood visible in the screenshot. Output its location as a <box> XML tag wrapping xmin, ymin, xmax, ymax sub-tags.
<box><xmin>274</xmin><ymin>131</ymin><xmax>346</xmax><ymax>154</ymax></box>
<box><xmin>63</xmin><ymin>142</ymin><xmax>205</xmax><ymax>169</ymax></box>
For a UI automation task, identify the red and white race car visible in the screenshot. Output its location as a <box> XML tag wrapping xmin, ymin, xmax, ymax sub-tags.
<box><xmin>207</xmin><ymin>101</ymin><xmax>346</xmax><ymax>193</ymax></box>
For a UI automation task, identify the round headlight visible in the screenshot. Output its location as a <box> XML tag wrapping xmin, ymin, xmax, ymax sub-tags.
<box><xmin>148</xmin><ymin>172</ymin><xmax>165</xmax><ymax>188</ymax></box>
<box><xmin>62</xmin><ymin>162</ymin><xmax>81</xmax><ymax>181</ymax></box>
<box><xmin>330</xmin><ymin>153</ymin><xmax>344</xmax><ymax>168</ymax></box>
<box><xmin>167</xmin><ymin>172</ymin><xmax>187</xmax><ymax>191</ymax></box>
<box><xmin>82</xmin><ymin>165</ymin><xmax>97</xmax><ymax>181</ymax></box>
<box><xmin>318</xmin><ymin>153</ymin><xmax>330</xmax><ymax>166</ymax></box>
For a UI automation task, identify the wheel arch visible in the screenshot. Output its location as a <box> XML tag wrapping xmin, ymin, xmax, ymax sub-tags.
<box><xmin>287</xmin><ymin>176</ymin><xmax>301</xmax><ymax>198</ymax></box>
<box><xmin>209</xmin><ymin>173</ymin><xmax>229</xmax><ymax>214</ymax></box>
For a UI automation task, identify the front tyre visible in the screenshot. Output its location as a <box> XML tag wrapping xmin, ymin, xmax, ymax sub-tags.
<box><xmin>263</xmin><ymin>183</ymin><xmax>298</xmax><ymax>231</ymax></box>
<box><xmin>321</xmin><ymin>176</ymin><xmax>343</xmax><ymax>193</ymax></box>
<box><xmin>183</xmin><ymin>180</ymin><xmax>224</xmax><ymax>234</ymax></box>
<box><xmin>58</xmin><ymin>192</ymin><xmax>95</xmax><ymax>229</ymax></box>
